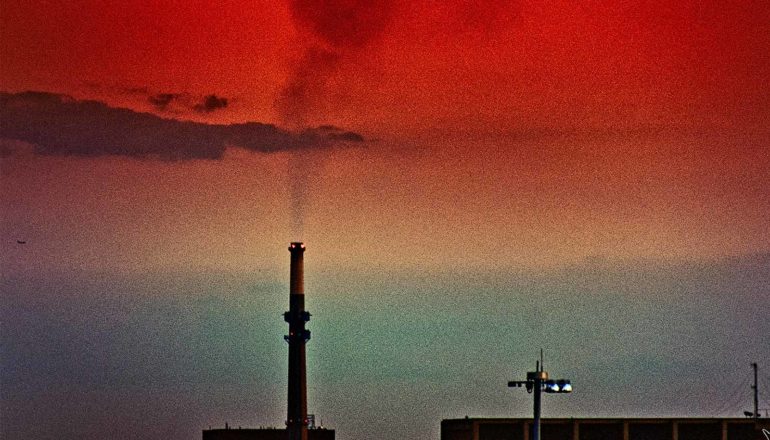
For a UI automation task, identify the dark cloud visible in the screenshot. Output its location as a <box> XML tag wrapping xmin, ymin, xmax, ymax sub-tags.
<box><xmin>149</xmin><ymin>92</ymin><xmax>228</xmax><ymax>114</ymax></box>
<box><xmin>193</xmin><ymin>94</ymin><xmax>228</xmax><ymax>113</ymax></box>
<box><xmin>148</xmin><ymin>93</ymin><xmax>181</xmax><ymax>110</ymax></box>
<box><xmin>0</xmin><ymin>92</ymin><xmax>364</xmax><ymax>160</ymax></box>
<box><xmin>316</xmin><ymin>125</ymin><xmax>365</xmax><ymax>142</ymax></box>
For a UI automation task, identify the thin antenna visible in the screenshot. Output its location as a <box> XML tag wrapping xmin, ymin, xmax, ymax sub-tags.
<box><xmin>752</xmin><ymin>362</ymin><xmax>759</xmax><ymax>420</ymax></box>
<box><xmin>540</xmin><ymin>348</ymin><xmax>544</xmax><ymax>372</ymax></box>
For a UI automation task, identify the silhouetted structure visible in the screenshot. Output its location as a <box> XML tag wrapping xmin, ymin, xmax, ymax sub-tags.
<box><xmin>508</xmin><ymin>356</ymin><xmax>572</xmax><ymax>440</ymax></box>
<box><xmin>441</xmin><ymin>418</ymin><xmax>769</xmax><ymax>440</ymax></box>
<box><xmin>203</xmin><ymin>243</ymin><xmax>334</xmax><ymax>440</ymax></box>
<box><xmin>286</xmin><ymin>242</ymin><xmax>310</xmax><ymax>440</ymax></box>
<box><xmin>202</xmin><ymin>427</ymin><xmax>334</xmax><ymax>440</ymax></box>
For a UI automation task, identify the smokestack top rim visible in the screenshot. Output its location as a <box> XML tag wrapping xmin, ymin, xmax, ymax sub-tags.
<box><xmin>289</xmin><ymin>242</ymin><xmax>306</xmax><ymax>252</ymax></box>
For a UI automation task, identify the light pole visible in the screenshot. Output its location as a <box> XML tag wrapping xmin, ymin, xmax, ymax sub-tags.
<box><xmin>508</xmin><ymin>357</ymin><xmax>572</xmax><ymax>440</ymax></box>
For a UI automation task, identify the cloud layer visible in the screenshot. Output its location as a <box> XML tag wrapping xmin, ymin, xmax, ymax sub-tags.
<box><xmin>0</xmin><ymin>91</ymin><xmax>364</xmax><ymax>160</ymax></box>
<box><xmin>147</xmin><ymin>93</ymin><xmax>181</xmax><ymax>111</ymax></box>
<box><xmin>193</xmin><ymin>94</ymin><xmax>228</xmax><ymax>113</ymax></box>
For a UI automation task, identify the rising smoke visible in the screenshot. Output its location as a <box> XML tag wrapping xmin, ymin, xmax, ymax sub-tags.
<box><xmin>275</xmin><ymin>1</ymin><xmax>522</xmax><ymax>236</ymax></box>
<box><xmin>277</xmin><ymin>0</ymin><xmax>396</xmax><ymax>238</ymax></box>
<box><xmin>276</xmin><ymin>0</ymin><xmax>396</xmax><ymax>126</ymax></box>
<box><xmin>276</xmin><ymin>0</ymin><xmax>522</xmax><ymax>125</ymax></box>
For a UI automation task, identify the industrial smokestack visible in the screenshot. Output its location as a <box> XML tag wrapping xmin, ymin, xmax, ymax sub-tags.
<box><xmin>285</xmin><ymin>242</ymin><xmax>309</xmax><ymax>440</ymax></box>
<box><xmin>289</xmin><ymin>242</ymin><xmax>305</xmax><ymax>295</ymax></box>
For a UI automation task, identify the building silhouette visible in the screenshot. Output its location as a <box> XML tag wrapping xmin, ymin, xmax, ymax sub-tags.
<box><xmin>442</xmin><ymin>418</ymin><xmax>769</xmax><ymax>440</ymax></box>
<box><xmin>202</xmin><ymin>427</ymin><xmax>334</xmax><ymax>440</ymax></box>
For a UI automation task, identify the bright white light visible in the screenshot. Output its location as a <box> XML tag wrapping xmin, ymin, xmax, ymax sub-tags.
<box><xmin>557</xmin><ymin>380</ymin><xmax>572</xmax><ymax>393</ymax></box>
<box><xmin>544</xmin><ymin>382</ymin><xmax>560</xmax><ymax>393</ymax></box>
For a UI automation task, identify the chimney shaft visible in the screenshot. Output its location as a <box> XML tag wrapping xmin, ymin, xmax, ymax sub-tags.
<box><xmin>290</xmin><ymin>243</ymin><xmax>304</xmax><ymax>295</ymax></box>
<box><xmin>285</xmin><ymin>242</ymin><xmax>309</xmax><ymax>440</ymax></box>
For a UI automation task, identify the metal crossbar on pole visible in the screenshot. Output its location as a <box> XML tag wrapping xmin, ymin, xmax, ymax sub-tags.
<box><xmin>508</xmin><ymin>355</ymin><xmax>572</xmax><ymax>440</ymax></box>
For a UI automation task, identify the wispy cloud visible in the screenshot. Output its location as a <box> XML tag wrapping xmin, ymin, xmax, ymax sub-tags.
<box><xmin>0</xmin><ymin>91</ymin><xmax>364</xmax><ymax>160</ymax></box>
<box><xmin>147</xmin><ymin>93</ymin><xmax>181</xmax><ymax>111</ymax></box>
<box><xmin>193</xmin><ymin>94</ymin><xmax>228</xmax><ymax>113</ymax></box>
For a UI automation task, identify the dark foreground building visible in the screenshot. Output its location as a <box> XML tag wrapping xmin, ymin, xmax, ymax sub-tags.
<box><xmin>202</xmin><ymin>427</ymin><xmax>335</xmax><ymax>440</ymax></box>
<box><xmin>442</xmin><ymin>418</ymin><xmax>769</xmax><ymax>440</ymax></box>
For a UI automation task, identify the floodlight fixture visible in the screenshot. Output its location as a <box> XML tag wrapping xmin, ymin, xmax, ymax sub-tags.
<box><xmin>508</xmin><ymin>355</ymin><xmax>572</xmax><ymax>440</ymax></box>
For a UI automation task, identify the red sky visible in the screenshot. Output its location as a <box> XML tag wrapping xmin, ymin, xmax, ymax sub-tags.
<box><xmin>3</xmin><ymin>0</ymin><xmax>769</xmax><ymax>127</ymax></box>
<box><xmin>1</xmin><ymin>3</ymin><xmax>770</xmax><ymax>440</ymax></box>
<box><xmin>2</xmin><ymin>0</ymin><xmax>770</xmax><ymax>273</ymax></box>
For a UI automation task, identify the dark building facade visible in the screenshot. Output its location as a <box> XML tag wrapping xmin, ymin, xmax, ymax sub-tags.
<box><xmin>202</xmin><ymin>428</ymin><xmax>335</xmax><ymax>440</ymax></box>
<box><xmin>441</xmin><ymin>418</ymin><xmax>769</xmax><ymax>440</ymax></box>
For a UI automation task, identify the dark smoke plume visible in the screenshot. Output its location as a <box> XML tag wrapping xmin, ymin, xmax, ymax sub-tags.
<box><xmin>276</xmin><ymin>0</ymin><xmax>397</xmax><ymax>125</ymax></box>
<box><xmin>277</xmin><ymin>1</ymin><xmax>395</xmax><ymax>237</ymax></box>
<box><xmin>276</xmin><ymin>46</ymin><xmax>340</xmax><ymax>128</ymax></box>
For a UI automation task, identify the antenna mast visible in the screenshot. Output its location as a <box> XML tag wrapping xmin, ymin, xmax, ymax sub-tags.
<box><xmin>752</xmin><ymin>362</ymin><xmax>759</xmax><ymax>420</ymax></box>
